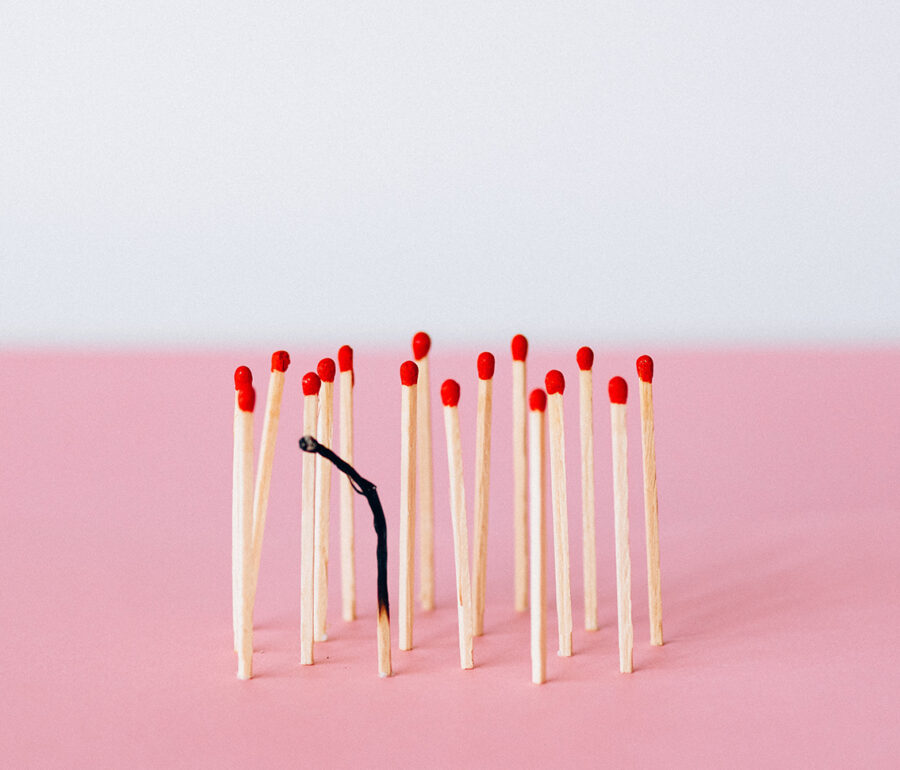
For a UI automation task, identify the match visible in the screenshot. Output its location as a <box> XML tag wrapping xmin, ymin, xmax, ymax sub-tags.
<box><xmin>300</xmin><ymin>372</ymin><xmax>320</xmax><ymax>665</ymax></box>
<box><xmin>577</xmin><ymin>346</ymin><xmax>598</xmax><ymax>632</ymax></box>
<box><xmin>338</xmin><ymin>345</ymin><xmax>356</xmax><ymax>622</ymax></box>
<box><xmin>512</xmin><ymin>333</ymin><xmax>529</xmax><ymax>612</ymax></box>
<box><xmin>314</xmin><ymin>357</ymin><xmax>336</xmax><ymax>642</ymax></box>
<box><xmin>413</xmin><ymin>332</ymin><xmax>435</xmax><ymax>611</ymax></box>
<box><xmin>528</xmin><ymin>388</ymin><xmax>547</xmax><ymax>684</ymax></box>
<box><xmin>236</xmin><ymin>382</ymin><xmax>255</xmax><ymax>679</ymax></box>
<box><xmin>472</xmin><ymin>351</ymin><xmax>494</xmax><ymax>636</ymax></box>
<box><xmin>399</xmin><ymin>360</ymin><xmax>418</xmax><ymax>651</ymax></box>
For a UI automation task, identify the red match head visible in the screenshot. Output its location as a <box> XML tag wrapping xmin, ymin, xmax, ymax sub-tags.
<box><xmin>271</xmin><ymin>351</ymin><xmax>291</xmax><ymax>373</ymax></box>
<box><xmin>338</xmin><ymin>345</ymin><xmax>353</xmax><ymax>373</ymax></box>
<box><xmin>400</xmin><ymin>360</ymin><xmax>419</xmax><ymax>386</ymax></box>
<box><xmin>441</xmin><ymin>379</ymin><xmax>460</xmax><ymax>407</ymax></box>
<box><xmin>576</xmin><ymin>346</ymin><xmax>594</xmax><ymax>371</ymax></box>
<box><xmin>636</xmin><ymin>355</ymin><xmax>654</xmax><ymax>383</ymax></box>
<box><xmin>317</xmin><ymin>357</ymin><xmax>336</xmax><ymax>383</ymax></box>
<box><xmin>237</xmin><ymin>385</ymin><xmax>256</xmax><ymax>412</ymax></box>
<box><xmin>608</xmin><ymin>376</ymin><xmax>628</xmax><ymax>404</ymax></box>
<box><xmin>477</xmin><ymin>352</ymin><xmax>495</xmax><ymax>380</ymax></box>
<box><xmin>511</xmin><ymin>334</ymin><xmax>528</xmax><ymax>361</ymax></box>
<box><xmin>302</xmin><ymin>372</ymin><xmax>321</xmax><ymax>396</ymax></box>
<box><xmin>529</xmin><ymin>389</ymin><xmax>547</xmax><ymax>412</ymax></box>
<box><xmin>412</xmin><ymin>332</ymin><xmax>431</xmax><ymax>360</ymax></box>
<box><xmin>234</xmin><ymin>366</ymin><xmax>252</xmax><ymax>390</ymax></box>
<box><xmin>545</xmin><ymin>370</ymin><xmax>565</xmax><ymax>395</ymax></box>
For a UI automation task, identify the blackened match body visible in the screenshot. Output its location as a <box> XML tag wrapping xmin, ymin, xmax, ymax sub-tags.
<box><xmin>299</xmin><ymin>436</ymin><xmax>392</xmax><ymax>677</ymax></box>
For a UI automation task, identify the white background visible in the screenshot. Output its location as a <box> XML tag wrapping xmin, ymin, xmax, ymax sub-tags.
<box><xmin>1</xmin><ymin>1</ymin><xmax>897</xmax><ymax>348</ymax></box>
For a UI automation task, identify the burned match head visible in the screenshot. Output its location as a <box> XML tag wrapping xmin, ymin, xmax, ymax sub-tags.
<box><xmin>298</xmin><ymin>435</ymin><xmax>319</xmax><ymax>453</ymax></box>
<box><xmin>317</xmin><ymin>357</ymin><xmax>336</xmax><ymax>383</ymax></box>
<box><xmin>234</xmin><ymin>366</ymin><xmax>252</xmax><ymax>389</ymax></box>
<box><xmin>576</xmin><ymin>346</ymin><xmax>594</xmax><ymax>371</ymax></box>
<box><xmin>271</xmin><ymin>351</ymin><xmax>291</xmax><ymax>373</ymax></box>
<box><xmin>545</xmin><ymin>370</ymin><xmax>565</xmax><ymax>395</ymax></box>
<box><xmin>477</xmin><ymin>352</ymin><xmax>495</xmax><ymax>380</ymax></box>
<box><xmin>302</xmin><ymin>372</ymin><xmax>321</xmax><ymax>396</ymax></box>
<box><xmin>338</xmin><ymin>345</ymin><xmax>353</xmax><ymax>372</ymax></box>
<box><xmin>237</xmin><ymin>385</ymin><xmax>256</xmax><ymax>412</ymax></box>
<box><xmin>529</xmin><ymin>388</ymin><xmax>547</xmax><ymax>412</ymax></box>
<box><xmin>511</xmin><ymin>334</ymin><xmax>528</xmax><ymax>362</ymax></box>
<box><xmin>400</xmin><ymin>360</ymin><xmax>419</xmax><ymax>386</ymax></box>
<box><xmin>412</xmin><ymin>332</ymin><xmax>431</xmax><ymax>361</ymax></box>
<box><xmin>636</xmin><ymin>355</ymin><xmax>654</xmax><ymax>383</ymax></box>
<box><xmin>441</xmin><ymin>379</ymin><xmax>460</xmax><ymax>407</ymax></box>
<box><xmin>608</xmin><ymin>376</ymin><xmax>628</xmax><ymax>404</ymax></box>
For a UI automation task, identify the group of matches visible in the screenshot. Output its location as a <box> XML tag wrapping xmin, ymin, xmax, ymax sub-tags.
<box><xmin>231</xmin><ymin>335</ymin><xmax>663</xmax><ymax>684</ymax></box>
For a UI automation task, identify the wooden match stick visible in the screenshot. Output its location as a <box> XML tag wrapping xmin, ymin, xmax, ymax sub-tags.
<box><xmin>248</xmin><ymin>351</ymin><xmax>290</xmax><ymax>612</ymax></box>
<box><xmin>300</xmin><ymin>372</ymin><xmax>320</xmax><ymax>665</ymax></box>
<box><xmin>577</xmin><ymin>347</ymin><xmax>598</xmax><ymax>632</ymax></box>
<box><xmin>609</xmin><ymin>376</ymin><xmax>634</xmax><ymax>673</ymax></box>
<box><xmin>441</xmin><ymin>379</ymin><xmax>474</xmax><ymax>670</ymax></box>
<box><xmin>545</xmin><ymin>370</ymin><xmax>573</xmax><ymax>657</ymax></box>
<box><xmin>313</xmin><ymin>358</ymin><xmax>335</xmax><ymax>642</ymax></box>
<box><xmin>413</xmin><ymin>332</ymin><xmax>435</xmax><ymax>611</ymax></box>
<box><xmin>472</xmin><ymin>352</ymin><xmax>494</xmax><ymax>636</ymax></box>
<box><xmin>233</xmin><ymin>365</ymin><xmax>252</xmax><ymax>652</ymax></box>
<box><xmin>512</xmin><ymin>334</ymin><xmax>529</xmax><ymax>612</ymax></box>
<box><xmin>637</xmin><ymin>355</ymin><xmax>663</xmax><ymax>646</ymax></box>
<box><xmin>236</xmin><ymin>384</ymin><xmax>255</xmax><ymax>679</ymax></box>
<box><xmin>338</xmin><ymin>345</ymin><xmax>356</xmax><ymax>622</ymax></box>
<box><xmin>528</xmin><ymin>389</ymin><xmax>548</xmax><ymax>684</ymax></box>
<box><xmin>399</xmin><ymin>360</ymin><xmax>418</xmax><ymax>651</ymax></box>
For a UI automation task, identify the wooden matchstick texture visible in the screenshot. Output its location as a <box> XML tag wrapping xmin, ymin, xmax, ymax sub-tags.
<box><xmin>547</xmin><ymin>394</ymin><xmax>573</xmax><ymax>657</ymax></box>
<box><xmin>314</xmin><ymin>379</ymin><xmax>334</xmax><ymax>642</ymax></box>
<box><xmin>416</xmin><ymin>355</ymin><xmax>435</xmax><ymax>611</ymax></box>
<box><xmin>443</xmin><ymin>405</ymin><xmax>474</xmax><ymax>669</ymax></box>
<box><xmin>232</xmin><ymin>396</ymin><xmax>240</xmax><ymax>651</ymax></box>
<box><xmin>339</xmin><ymin>369</ymin><xmax>356</xmax><ymax>622</ymax></box>
<box><xmin>512</xmin><ymin>359</ymin><xmax>528</xmax><ymax>612</ymax></box>
<box><xmin>249</xmin><ymin>369</ymin><xmax>285</xmax><ymax>609</ymax></box>
<box><xmin>399</xmin><ymin>382</ymin><xmax>417</xmax><ymax>650</ymax></box>
<box><xmin>237</xmin><ymin>408</ymin><xmax>254</xmax><ymax>679</ymax></box>
<box><xmin>640</xmin><ymin>380</ymin><xmax>663</xmax><ymax>646</ymax></box>
<box><xmin>472</xmin><ymin>376</ymin><xmax>492</xmax><ymax>636</ymax></box>
<box><xmin>579</xmin><ymin>368</ymin><xmax>597</xmax><ymax>632</ymax></box>
<box><xmin>611</xmin><ymin>402</ymin><xmax>634</xmax><ymax>673</ymax></box>
<box><xmin>529</xmin><ymin>408</ymin><xmax>547</xmax><ymax>684</ymax></box>
<box><xmin>300</xmin><ymin>393</ymin><xmax>317</xmax><ymax>665</ymax></box>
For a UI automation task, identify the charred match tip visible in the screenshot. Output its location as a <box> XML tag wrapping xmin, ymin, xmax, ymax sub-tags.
<box><xmin>302</xmin><ymin>372</ymin><xmax>321</xmax><ymax>396</ymax></box>
<box><xmin>271</xmin><ymin>350</ymin><xmax>291</xmax><ymax>373</ymax></box>
<box><xmin>511</xmin><ymin>334</ymin><xmax>528</xmax><ymax>361</ymax></box>
<box><xmin>477</xmin><ymin>352</ymin><xmax>495</xmax><ymax>380</ymax></box>
<box><xmin>338</xmin><ymin>345</ymin><xmax>353</xmax><ymax>372</ymax></box>
<box><xmin>441</xmin><ymin>379</ymin><xmax>460</xmax><ymax>407</ymax></box>
<box><xmin>234</xmin><ymin>366</ymin><xmax>252</xmax><ymax>389</ymax></box>
<box><xmin>317</xmin><ymin>357</ymin><xmax>336</xmax><ymax>383</ymax></box>
<box><xmin>400</xmin><ymin>360</ymin><xmax>419</xmax><ymax>386</ymax></box>
<box><xmin>529</xmin><ymin>388</ymin><xmax>547</xmax><ymax>412</ymax></box>
<box><xmin>412</xmin><ymin>332</ymin><xmax>431</xmax><ymax>360</ymax></box>
<box><xmin>298</xmin><ymin>435</ymin><xmax>318</xmax><ymax>452</ymax></box>
<box><xmin>237</xmin><ymin>385</ymin><xmax>256</xmax><ymax>412</ymax></box>
<box><xmin>576</xmin><ymin>346</ymin><xmax>594</xmax><ymax>371</ymax></box>
<box><xmin>608</xmin><ymin>376</ymin><xmax>628</xmax><ymax>404</ymax></box>
<box><xmin>545</xmin><ymin>369</ymin><xmax>565</xmax><ymax>395</ymax></box>
<box><xmin>636</xmin><ymin>355</ymin><xmax>654</xmax><ymax>383</ymax></box>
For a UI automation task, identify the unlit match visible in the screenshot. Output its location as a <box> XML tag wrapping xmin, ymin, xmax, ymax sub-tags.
<box><xmin>472</xmin><ymin>351</ymin><xmax>494</xmax><ymax>636</ymax></box>
<box><xmin>399</xmin><ymin>360</ymin><xmax>418</xmax><ymax>651</ymax></box>
<box><xmin>609</xmin><ymin>376</ymin><xmax>634</xmax><ymax>674</ymax></box>
<box><xmin>577</xmin><ymin>346</ymin><xmax>598</xmax><ymax>632</ymax></box>
<box><xmin>338</xmin><ymin>345</ymin><xmax>356</xmax><ymax>622</ymax></box>
<box><xmin>314</xmin><ymin>358</ymin><xmax>336</xmax><ymax>642</ymax></box>
<box><xmin>413</xmin><ymin>332</ymin><xmax>435</xmax><ymax>611</ymax></box>
<box><xmin>232</xmin><ymin>365</ymin><xmax>252</xmax><ymax>653</ymax></box>
<box><xmin>300</xmin><ymin>372</ymin><xmax>320</xmax><ymax>665</ymax></box>
<box><xmin>511</xmin><ymin>334</ymin><xmax>529</xmax><ymax>612</ymax></box>
<box><xmin>236</xmin><ymin>383</ymin><xmax>256</xmax><ymax>679</ymax></box>
<box><xmin>528</xmin><ymin>388</ymin><xmax>548</xmax><ymax>684</ymax></box>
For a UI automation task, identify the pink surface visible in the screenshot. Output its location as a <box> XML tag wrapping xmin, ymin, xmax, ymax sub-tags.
<box><xmin>1</xmin><ymin>348</ymin><xmax>898</xmax><ymax>768</ymax></box>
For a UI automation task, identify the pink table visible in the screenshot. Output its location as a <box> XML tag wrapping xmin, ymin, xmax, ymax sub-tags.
<box><xmin>1</xmin><ymin>348</ymin><xmax>897</xmax><ymax>767</ymax></box>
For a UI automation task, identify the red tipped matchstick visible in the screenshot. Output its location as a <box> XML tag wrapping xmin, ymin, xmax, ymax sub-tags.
<box><xmin>313</xmin><ymin>358</ymin><xmax>336</xmax><ymax>642</ymax></box>
<box><xmin>300</xmin><ymin>371</ymin><xmax>320</xmax><ymax>665</ymax></box>
<box><xmin>608</xmin><ymin>375</ymin><xmax>633</xmax><ymax>673</ymax></box>
<box><xmin>231</xmin><ymin>367</ymin><xmax>252</xmax><ymax>652</ymax></box>
<box><xmin>399</xmin><ymin>360</ymin><xmax>419</xmax><ymax>651</ymax></box>
<box><xmin>338</xmin><ymin>345</ymin><xmax>356</xmax><ymax>622</ymax></box>
<box><xmin>235</xmin><ymin>383</ymin><xmax>255</xmax><ymax>679</ymax></box>
<box><xmin>636</xmin><ymin>355</ymin><xmax>662</xmax><ymax>646</ymax></box>
<box><xmin>412</xmin><ymin>332</ymin><xmax>435</xmax><ymax>611</ymax></box>
<box><xmin>528</xmin><ymin>387</ymin><xmax>547</xmax><ymax>684</ymax></box>
<box><xmin>544</xmin><ymin>370</ymin><xmax>572</xmax><ymax>656</ymax></box>
<box><xmin>511</xmin><ymin>334</ymin><xmax>529</xmax><ymax>612</ymax></box>
<box><xmin>576</xmin><ymin>346</ymin><xmax>597</xmax><ymax>632</ymax></box>
<box><xmin>473</xmin><ymin>352</ymin><xmax>495</xmax><ymax>636</ymax></box>
<box><xmin>440</xmin><ymin>378</ymin><xmax>473</xmax><ymax>668</ymax></box>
